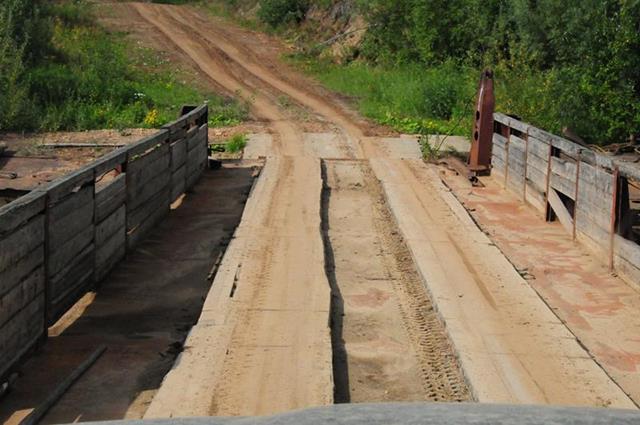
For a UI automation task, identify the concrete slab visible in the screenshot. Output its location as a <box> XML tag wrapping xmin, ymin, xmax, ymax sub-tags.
<box><xmin>244</xmin><ymin>133</ymin><xmax>273</xmax><ymax>159</ymax></box>
<box><xmin>427</xmin><ymin>135</ymin><xmax>471</xmax><ymax>155</ymax></box>
<box><xmin>303</xmin><ymin>133</ymin><xmax>348</xmax><ymax>158</ymax></box>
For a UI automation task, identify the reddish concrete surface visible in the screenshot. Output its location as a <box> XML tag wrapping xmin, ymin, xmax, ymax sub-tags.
<box><xmin>441</xmin><ymin>168</ymin><xmax>640</xmax><ymax>406</ymax></box>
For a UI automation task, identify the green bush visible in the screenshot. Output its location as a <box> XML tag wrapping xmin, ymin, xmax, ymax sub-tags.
<box><xmin>342</xmin><ymin>0</ymin><xmax>640</xmax><ymax>145</ymax></box>
<box><xmin>293</xmin><ymin>56</ymin><xmax>475</xmax><ymax>135</ymax></box>
<box><xmin>0</xmin><ymin>0</ymin><xmax>248</xmax><ymax>132</ymax></box>
<box><xmin>226</xmin><ymin>133</ymin><xmax>247</xmax><ymax>152</ymax></box>
<box><xmin>257</xmin><ymin>0</ymin><xmax>309</xmax><ymax>27</ymax></box>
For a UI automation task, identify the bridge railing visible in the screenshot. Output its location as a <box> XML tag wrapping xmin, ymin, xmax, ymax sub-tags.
<box><xmin>492</xmin><ymin>112</ymin><xmax>640</xmax><ymax>286</ymax></box>
<box><xmin>0</xmin><ymin>104</ymin><xmax>208</xmax><ymax>381</ymax></box>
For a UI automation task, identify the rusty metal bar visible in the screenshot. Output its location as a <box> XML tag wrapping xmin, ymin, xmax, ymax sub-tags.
<box><xmin>609</xmin><ymin>167</ymin><xmax>619</xmax><ymax>270</ymax></box>
<box><xmin>544</xmin><ymin>143</ymin><xmax>553</xmax><ymax>221</ymax></box>
<box><xmin>573</xmin><ymin>152</ymin><xmax>581</xmax><ymax>241</ymax></box>
<box><xmin>468</xmin><ymin>69</ymin><xmax>495</xmax><ymax>175</ymax></box>
<box><xmin>504</xmin><ymin>126</ymin><xmax>511</xmax><ymax>189</ymax></box>
<box><xmin>523</xmin><ymin>131</ymin><xmax>529</xmax><ymax>202</ymax></box>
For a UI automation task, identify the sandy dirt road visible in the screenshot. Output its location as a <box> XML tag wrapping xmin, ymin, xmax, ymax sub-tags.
<box><xmin>95</xmin><ymin>1</ymin><xmax>638</xmax><ymax>417</ymax></box>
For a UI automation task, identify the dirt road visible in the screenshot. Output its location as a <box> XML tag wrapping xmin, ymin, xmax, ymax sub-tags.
<box><xmin>85</xmin><ymin>0</ymin><xmax>640</xmax><ymax>417</ymax></box>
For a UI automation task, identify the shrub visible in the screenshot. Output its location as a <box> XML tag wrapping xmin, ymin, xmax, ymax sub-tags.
<box><xmin>226</xmin><ymin>133</ymin><xmax>247</xmax><ymax>153</ymax></box>
<box><xmin>257</xmin><ymin>0</ymin><xmax>309</xmax><ymax>28</ymax></box>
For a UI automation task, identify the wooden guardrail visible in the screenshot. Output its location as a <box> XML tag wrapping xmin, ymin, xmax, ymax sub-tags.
<box><xmin>492</xmin><ymin>112</ymin><xmax>640</xmax><ymax>285</ymax></box>
<box><xmin>0</xmin><ymin>105</ymin><xmax>209</xmax><ymax>381</ymax></box>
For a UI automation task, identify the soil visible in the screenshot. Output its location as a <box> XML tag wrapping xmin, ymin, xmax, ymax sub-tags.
<box><xmin>2</xmin><ymin>1</ymin><xmax>637</xmax><ymax>421</ymax></box>
<box><xmin>322</xmin><ymin>159</ymin><xmax>469</xmax><ymax>403</ymax></box>
<box><xmin>0</xmin><ymin>129</ymin><xmax>156</xmax><ymax>192</ymax></box>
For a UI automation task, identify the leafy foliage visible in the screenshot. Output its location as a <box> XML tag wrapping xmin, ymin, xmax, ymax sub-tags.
<box><xmin>0</xmin><ymin>0</ymin><xmax>248</xmax><ymax>132</ymax></box>
<box><xmin>354</xmin><ymin>0</ymin><xmax>640</xmax><ymax>144</ymax></box>
<box><xmin>257</xmin><ymin>0</ymin><xmax>309</xmax><ymax>27</ymax></box>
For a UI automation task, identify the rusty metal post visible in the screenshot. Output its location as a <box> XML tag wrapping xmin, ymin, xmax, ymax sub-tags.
<box><xmin>468</xmin><ymin>69</ymin><xmax>495</xmax><ymax>175</ymax></box>
<box><xmin>573</xmin><ymin>151</ymin><xmax>581</xmax><ymax>241</ymax></box>
<box><xmin>609</xmin><ymin>168</ymin><xmax>619</xmax><ymax>271</ymax></box>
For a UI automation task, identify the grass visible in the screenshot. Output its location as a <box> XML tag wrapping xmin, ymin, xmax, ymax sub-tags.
<box><xmin>2</xmin><ymin>0</ymin><xmax>248</xmax><ymax>132</ymax></box>
<box><xmin>226</xmin><ymin>133</ymin><xmax>248</xmax><ymax>152</ymax></box>
<box><xmin>289</xmin><ymin>55</ymin><xmax>477</xmax><ymax>137</ymax></box>
<box><xmin>210</xmin><ymin>133</ymin><xmax>248</xmax><ymax>154</ymax></box>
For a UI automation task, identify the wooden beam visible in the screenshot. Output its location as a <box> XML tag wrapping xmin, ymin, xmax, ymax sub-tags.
<box><xmin>548</xmin><ymin>188</ymin><xmax>574</xmax><ymax>235</ymax></box>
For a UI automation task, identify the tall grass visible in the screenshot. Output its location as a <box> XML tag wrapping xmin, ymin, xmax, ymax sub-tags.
<box><xmin>0</xmin><ymin>0</ymin><xmax>248</xmax><ymax>132</ymax></box>
<box><xmin>293</xmin><ymin>56</ymin><xmax>477</xmax><ymax>136</ymax></box>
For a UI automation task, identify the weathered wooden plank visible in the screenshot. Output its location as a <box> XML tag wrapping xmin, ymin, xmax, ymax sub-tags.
<box><xmin>614</xmin><ymin>235</ymin><xmax>640</xmax><ymax>268</ymax></box>
<box><xmin>44</xmin><ymin>167</ymin><xmax>94</xmax><ymax>206</ymax></box>
<box><xmin>0</xmin><ymin>216</ymin><xmax>45</xmax><ymax>275</ymax></box>
<box><xmin>579</xmin><ymin>161</ymin><xmax>614</xmax><ymax>195</ymax></box>
<box><xmin>510</xmin><ymin>135</ymin><xmax>526</xmax><ymax>151</ymax></box>
<box><xmin>507</xmin><ymin>170</ymin><xmax>525</xmax><ymax>186</ymax></box>
<box><xmin>0</xmin><ymin>266</ymin><xmax>44</xmax><ymax>328</ymax></box>
<box><xmin>128</xmin><ymin>142</ymin><xmax>169</xmax><ymax>176</ymax></box>
<box><xmin>186</xmin><ymin>126</ymin><xmax>204</xmax><ymax>152</ymax></box>
<box><xmin>48</xmin><ymin>246</ymin><xmax>94</xmax><ymax>324</ymax></box>
<box><xmin>96</xmin><ymin>205</ymin><xmax>125</xmax><ymax>246</ymax></box>
<box><xmin>526</xmin><ymin>151</ymin><xmax>548</xmax><ymax>174</ymax></box>
<box><xmin>493</xmin><ymin>112</ymin><xmax>511</xmax><ymax>126</ymax></box>
<box><xmin>0</xmin><ymin>191</ymin><xmax>46</xmax><ymax>236</ymax></box>
<box><xmin>509</xmin><ymin>140</ymin><xmax>526</xmax><ymax>158</ymax></box>
<box><xmin>548</xmin><ymin>188</ymin><xmax>574</xmax><ymax>235</ymax></box>
<box><xmin>171</xmin><ymin>166</ymin><xmax>187</xmax><ymax>202</ymax></box>
<box><xmin>49</xmin><ymin>201</ymin><xmax>94</xmax><ymax>251</ymax></box>
<box><xmin>525</xmin><ymin>183</ymin><xmax>546</xmax><ymax>213</ymax></box>
<box><xmin>96</xmin><ymin>227</ymin><xmax>125</xmax><ymax>275</ymax></box>
<box><xmin>127</xmin><ymin>130</ymin><xmax>169</xmax><ymax>158</ymax></box>
<box><xmin>526</xmin><ymin>167</ymin><xmax>547</xmax><ymax>191</ymax></box>
<box><xmin>127</xmin><ymin>149</ymin><xmax>170</xmax><ymax>192</ymax></box>
<box><xmin>48</xmin><ymin>225</ymin><xmax>93</xmax><ymax>277</ymax></box>
<box><xmin>550</xmin><ymin>172</ymin><xmax>577</xmax><ymax>200</ymax></box>
<box><xmin>126</xmin><ymin>196</ymin><xmax>169</xmax><ymax>250</ymax></box>
<box><xmin>615</xmin><ymin>161</ymin><xmax>640</xmax><ymax>182</ymax></box>
<box><xmin>578</xmin><ymin>182</ymin><xmax>612</xmax><ymax>212</ymax></box>
<box><xmin>48</xmin><ymin>244</ymin><xmax>95</xmax><ymax>306</ymax></box>
<box><xmin>614</xmin><ymin>253</ymin><xmax>640</xmax><ymax>287</ymax></box>
<box><xmin>128</xmin><ymin>169</ymin><xmax>171</xmax><ymax>211</ymax></box>
<box><xmin>187</xmin><ymin>144</ymin><xmax>207</xmax><ymax>171</ymax></box>
<box><xmin>186</xmin><ymin>164</ymin><xmax>205</xmax><ymax>189</ymax></box>
<box><xmin>580</xmin><ymin>150</ymin><xmax>615</xmax><ymax>170</ymax></box>
<box><xmin>528</xmin><ymin>127</ymin><xmax>581</xmax><ymax>157</ymax></box>
<box><xmin>527</xmin><ymin>137</ymin><xmax>549</xmax><ymax>159</ymax></box>
<box><xmin>93</xmin><ymin>147</ymin><xmax>127</xmax><ymax>177</ymax></box>
<box><xmin>95</xmin><ymin>174</ymin><xmax>126</xmax><ymax>223</ymax></box>
<box><xmin>493</xmin><ymin>144</ymin><xmax>506</xmax><ymax>162</ymax></box>
<box><xmin>493</xmin><ymin>113</ymin><xmax>531</xmax><ymax>133</ymax></box>
<box><xmin>576</xmin><ymin>209</ymin><xmax>610</xmax><ymax>243</ymax></box>
<box><xmin>576</xmin><ymin>199</ymin><xmax>612</xmax><ymax>231</ymax></box>
<box><xmin>127</xmin><ymin>187</ymin><xmax>170</xmax><ymax>232</ymax></box>
<box><xmin>551</xmin><ymin>156</ymin><xmax>577</xmax><ymax>183</ymax></box>
<box><xmin>96</xmin><ymin>236</ymin><xmax>125</xmax><ymax>282</ymax></box>
<box><xmin>171</xmin><ymin>139</ymin><xmax>187</xmax><ymax>171</ymax></box>
<box><xmin>0</xmin><ymin>246</ymin><xmax>44</xmax><ymax>298</ymax></box>
<box><xmin>507</xmin><ymin>152</ymin><xmax>526</xmax><ymax>174</ymax></box>
<box><xmin>0</xmin><ymin>296</ymin><xmax>44</xmax><ymax>378</ymax></box>
<box><xmin>48</xmin><ymin>185</ymin><xmax>93</xmax><ymax>224</ymax></box>
<box><xmin>493</xmin><ymin>133</ymin><xmax>507</xmax><ymax>149</ymax></box>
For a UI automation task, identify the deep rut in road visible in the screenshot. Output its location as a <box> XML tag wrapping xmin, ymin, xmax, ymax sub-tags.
<box><xmin>321</xmin><ymin>159</ymin><xmax>470</xmax><ymax>403</ymax></box>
